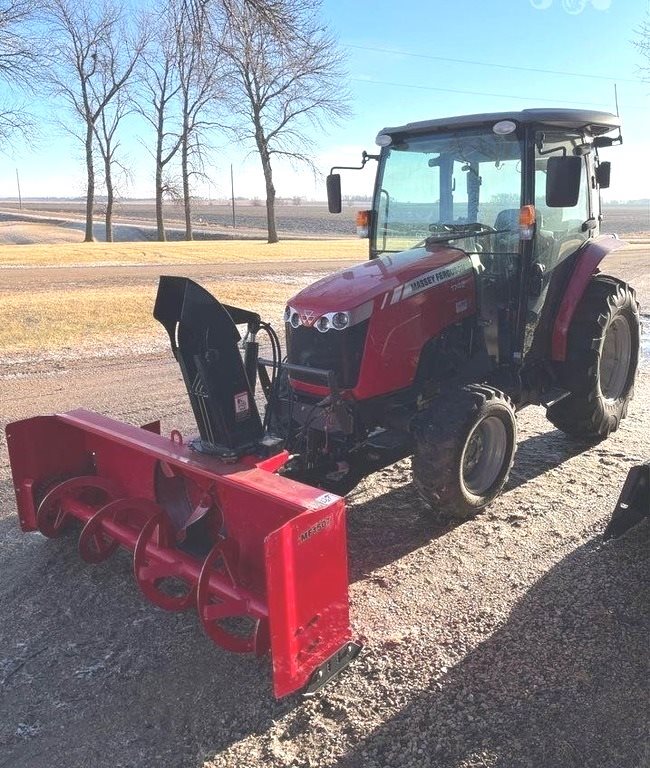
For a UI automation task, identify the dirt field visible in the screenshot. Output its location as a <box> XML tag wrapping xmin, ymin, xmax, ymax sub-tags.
<box><xmin>0</xmin><ymin>201</ymin><xmax>363</xmax><ymax>241</ymax></box>
<box><xmin>0</xmin><ymin>200</ymin><xmax>648</xmax><ymax>241</ymax></box>
<box><xmin>0</xmin><ymin>241</ymin><xmax>648</xmax><ymax>768</ymax></box>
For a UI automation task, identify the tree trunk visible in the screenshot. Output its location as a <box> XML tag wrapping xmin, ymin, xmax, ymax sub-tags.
<box><xmin>155</xmin><ymin>97</ymin><xmax>166</xmax><ymax>241</ymax></box>
<box><xmin>155</xmin><ymin>162</ymin><xmax>166</xmax><ymax>241</ymax></box>
<box><xmin>264</xmin><ymin>172</ymin><xmax>278</xmax><ymax>244</ymax></box>
<box><xmin>253</xmin><ymin>117</ymin><xmax>278</xmax><ymax>244</ymax></box>
<box><xmin>259</xmin><ymin>148</ymin><xmax>277</xmax><ymax>243</ymax></box>
<box><xmin>181</xmin><ymin>121</ymin><xmax>192</xmax><ymax>240</ymax></box>
<box><xmin>84</xmin><ymin>122</ymin><xmax>95</xmax><ymax>242</ymax></box>
<box><xmin>104</xmin><ymin>153</ymin><xmax>113</xmax><ymax>243</ymax></box>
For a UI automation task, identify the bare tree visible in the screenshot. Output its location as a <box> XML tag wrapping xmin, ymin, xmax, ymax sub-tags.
<box><xmin>0</xmin><ymin>0</ymin><xmax>37</xmax><ymax>144</ymax></box>
<box><xmin>177</xmin><ymin>2</ymin><xmax>223</xmax><ymax>239</ymax></box>
<box><xmin>93</xmin><ymin>88</ymin><xmax>131</xmax><ymax>241</ymax></box>
<box><xmin>220</xmin><ymin>0</ymin><xmax>349</xmax><ymax>243</ymax></box>
<box><xmin>188</xmin><ymin>0</ymin><xmax>297</xmax><ymax>36</ymax></box>
<box><xmin>634</xmin><ymin>13</ymin><xmax>650</xmax><ymax>78</ymax></box>
<box><xmin>137</xmin><ymin>21</ymin><xmax>183</xmax><ymax>241</ymax></box>
<box><xmin>137</xmin><ymin>0</ymin><xmax>222</xmax><ymax>241</ymax></box>
<box><xmin>44</xmin><ymin>0</ymin><xmax>143</xmax><ymax>242</ymax></box>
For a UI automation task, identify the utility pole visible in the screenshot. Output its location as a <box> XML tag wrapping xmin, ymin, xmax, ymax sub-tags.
<box><xmin>230</xmin><ymin>164</ymin><xmax>236</xmax><ymax>229</ymax></box>
<box><xmin>15</xmin><ymin>168</ymin><xmax>22</xmax><ymax>210</ymax></box>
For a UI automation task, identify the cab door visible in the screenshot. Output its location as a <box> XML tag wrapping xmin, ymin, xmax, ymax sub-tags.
<box><xmin>522</xmin><ymin>131</ymin><xmax>593</xmax><ymax>361</ymax></box>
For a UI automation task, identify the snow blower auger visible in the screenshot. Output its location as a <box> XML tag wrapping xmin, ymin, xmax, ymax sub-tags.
<box><xmin>5</xmin><ymin>276</ymin><xmax>360</xmax><ymax>699</ymax></box>
<box><xmin>604</xmin><ymin>462</ymin><xmax>650</xmax><ymax>539</ymax></box>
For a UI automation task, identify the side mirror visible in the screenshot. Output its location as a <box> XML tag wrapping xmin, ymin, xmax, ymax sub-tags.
<box><xmin>546</xmin><ymin>155</ymin><xmax>582</xmax><ymax>208</ymax></box>
<box><xmin>326</xmin><ymin>173</ymin><xmax>342</xmax><ymax>214</ymax></box>
<box><xmin>595</xmin><ymin>161</ymin><xmax>611</xmax><ymax>189</ymax></box>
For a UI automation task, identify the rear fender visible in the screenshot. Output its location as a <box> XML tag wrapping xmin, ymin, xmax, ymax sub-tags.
<box><xmin>551</xmin><ymin>235</ymin><xmax>626</xmax><ymax>362</ymax></box>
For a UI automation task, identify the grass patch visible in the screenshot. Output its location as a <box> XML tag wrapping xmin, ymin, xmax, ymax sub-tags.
<box><xmin>0</xmin><ymin>279</ymin><xmax>303</xmax><ymax>355</ymax></box>
<box><xmin>0</xmin><ymin>238</ymin><xmax>366</xmax><ymax>267</ymax></box>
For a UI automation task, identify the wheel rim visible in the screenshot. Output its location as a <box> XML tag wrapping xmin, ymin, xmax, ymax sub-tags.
<box><xmin>600</xmin><ymin>315</ymin><xmax>632</xmax><ymax>401</ymax></box>
<box><xmin>461</xmin><ymin>416</ymin><xmax>508</xmax><ymax>496</ymax></box>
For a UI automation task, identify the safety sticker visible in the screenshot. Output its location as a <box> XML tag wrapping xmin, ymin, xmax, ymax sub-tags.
<box><xmin>234</xmin><ymin>391</ymin><xmax>250</xmax><ymax>420</ymax></box>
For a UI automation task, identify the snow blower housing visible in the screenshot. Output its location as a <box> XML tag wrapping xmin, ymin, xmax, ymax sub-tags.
<box><xmin>6</xmin><ymin>109</ymin><xmax>639</xmax><ymax>697</ymax></box>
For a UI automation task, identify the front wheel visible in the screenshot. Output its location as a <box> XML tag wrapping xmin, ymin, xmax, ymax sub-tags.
<box><xmin>412</xmin><ymin>385</ymin><xmax>517</xmax><ymax>520</ymax></box>
<box><xmin>547</xmin><ymin>275</ymin><xmax>639</xmax><ymax>439</ymax></box>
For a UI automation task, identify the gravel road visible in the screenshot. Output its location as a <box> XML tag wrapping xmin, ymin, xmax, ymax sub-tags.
<box><xmin>0</xmin><ymin>247</ymin><xmax>648</xmax><ymax>768</ymax></box>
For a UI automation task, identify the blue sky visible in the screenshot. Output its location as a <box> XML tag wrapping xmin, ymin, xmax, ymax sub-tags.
<box><xmin>1</xmin><ymin>0</ymin><xmax>649</xmax><ymax>202</ymax></box>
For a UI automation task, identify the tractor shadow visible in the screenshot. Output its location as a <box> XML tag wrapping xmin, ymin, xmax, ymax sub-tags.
<box><xmin>333</xmin><ymin>523</ymin><xmax>650</xmax><ymax>768</ymax></box>
<box><xmin>507</xmin><ymin>427</ymin><xmax>594</xmax><ymax>491</ymax></box>
<box><xmin>343</xmin><ymin>426</ymin><xmax>595</xmax><ymax>581</ymax></box>
<box><xmin>345</xmin><ymin>477</ymin><xmax>457</xmax><ymax>583</ymax></box>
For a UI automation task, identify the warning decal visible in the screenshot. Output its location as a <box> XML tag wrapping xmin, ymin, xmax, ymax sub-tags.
<box><xmin>234</xmin><ymin>391</ymin><xmax>250</xmax><ymax>420</ymax></box>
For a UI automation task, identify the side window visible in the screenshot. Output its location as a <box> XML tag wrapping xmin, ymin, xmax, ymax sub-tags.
<box><xmin>534</xmin><ymin>134</ymin><xmax>589</xmax><ymax>268</ymax></box>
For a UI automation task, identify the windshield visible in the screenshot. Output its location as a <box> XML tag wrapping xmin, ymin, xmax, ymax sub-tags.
<box><xmin>373</xmin><ymin>127</ymin><xmax>523</xmax><ymax>254</ymax></box>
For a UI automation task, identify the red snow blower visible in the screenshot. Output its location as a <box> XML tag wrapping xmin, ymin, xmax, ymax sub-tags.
<box><xmin>6</xmin><ymin>278</ymin><xmax>360</xmax><ymax>699</ymax></box>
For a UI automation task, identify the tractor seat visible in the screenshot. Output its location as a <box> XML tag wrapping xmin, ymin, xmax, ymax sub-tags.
<box><xmin>494</xmin><ymin>208</ymin><xmax>519</xmax><ymax>234</ymax></box>
<box><xmin>493</xmin><ymin>209</ymin><xmax>520</xmax><ymax>258</ymax></box>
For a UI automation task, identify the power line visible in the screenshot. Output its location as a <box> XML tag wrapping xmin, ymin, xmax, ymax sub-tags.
<box><xmin>346</xmin><ymin>43</ymin><xmax>638</xmax><ymax>84</ymax></box>
<box><xmin>350</xmin><ymin>77</ymin><xmax>611</xmax><ymax>108</ymax></box>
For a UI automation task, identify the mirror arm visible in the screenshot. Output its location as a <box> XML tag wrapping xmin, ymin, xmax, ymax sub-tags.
<box><xmin>537</xmin><ymin>143</ymin><xmax>567</xmax><ymax>158</ymax></box>
<box><xmin>329</xmin><ymin>151</ymin><xmax>379</xmax><ymax>176</ymax></box>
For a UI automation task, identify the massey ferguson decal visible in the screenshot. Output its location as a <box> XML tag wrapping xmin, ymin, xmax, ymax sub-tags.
<box><xmin>384</xmin><ymin>257</ymin><xmax>473</xmax><ymax>307</ymax></box>
<box><xmin>300</xmin><ymin>309</ymin><xmax>316</xmax><ymax>327</ymax></box>
<box><xmin>401</xmin><ymin>257</ymin><xmax>473</xmax><ymax>299</ymax></box>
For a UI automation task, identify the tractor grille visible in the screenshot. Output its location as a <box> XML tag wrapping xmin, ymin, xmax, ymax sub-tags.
<box><xmin>285</xmin><ymin>320</ymin><xmax>369</xmax><ymax>389</ymax></box>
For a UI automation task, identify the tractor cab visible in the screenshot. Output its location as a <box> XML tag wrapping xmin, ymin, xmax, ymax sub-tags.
<box><xmin>328</xmin><ymin>109</ymin><xmax>622</xmax><ymax>376</ymax></box>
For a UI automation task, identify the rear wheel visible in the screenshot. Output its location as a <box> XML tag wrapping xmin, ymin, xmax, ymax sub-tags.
<box><xmin>412</xmin><ymin>385</ymin><xmax>517</xmax><ymax>520</ymax></box>
<box><xmin>547</xmin><ymin>275</ymin><xmax>639</xmax><ymax>439</ymax></box>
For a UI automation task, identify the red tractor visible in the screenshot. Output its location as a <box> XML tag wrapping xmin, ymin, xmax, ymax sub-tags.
<box><xmin>276</xmin><ymin>108</ymin><xmax>639</xmax><ymax>517</ymax></box>
<box><xmin>6</xmin><ymin>109</ymin><xmax>640</xmax><ymax>697</ymax></box>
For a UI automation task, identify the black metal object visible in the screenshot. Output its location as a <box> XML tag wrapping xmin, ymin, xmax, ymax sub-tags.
<box><xmin>259</xmin><ymin>358</ymin><xmax>353</xmax><ymax>434</ymax></box>
<box><xmin>303</xmin><ymin>641</ymin><xmax>362</xmax><ymax>696</ymax></box>
<box><xmin>154</xmin><ymin>276</ymin><xmax>264</xmax><ymax>457</ymax></box>
<box><xmin>604</xmin><ymin>462</ymin><xmax>650</xmax><ymax>539</ymax></box>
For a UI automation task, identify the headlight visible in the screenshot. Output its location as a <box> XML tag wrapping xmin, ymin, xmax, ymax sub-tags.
<box><xmin>283</xmin><ymin>306</ymin><xmax>291</xmax><ymax>323</ymax></box>
<box><xmin>316</xmin><ymin>315</ymin><xmax>330</xmax><ymax>333</ymax></box>
<box><xmin>290</xmin><ymin>310</ymin><xmax>300</xmax><ymax>328</ymax></box>
<box><xmin>331</xmin><ymin>311</ymin><xmax>350</xmax><ymax>330</ymax></box>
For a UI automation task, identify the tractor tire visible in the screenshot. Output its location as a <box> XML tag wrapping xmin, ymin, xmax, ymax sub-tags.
<box><xmin>547</xmin><ymin>275</ymin><xmax>639</xmax><ymax>440</ymax></box>
<box><xmin>412</xmin><ymin>385</ymin><xmax>517</xmax><ymax>520</ymax></box>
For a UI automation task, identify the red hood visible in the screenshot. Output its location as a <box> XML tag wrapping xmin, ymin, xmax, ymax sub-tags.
<box><xmin>288</xmin><ymin>245</ymin><xmax>470</xmax><ymax>314</ymax></box>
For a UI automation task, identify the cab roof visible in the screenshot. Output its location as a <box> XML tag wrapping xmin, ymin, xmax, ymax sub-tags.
<box><xmin>379</xmin><ymin>109</ymin><xmax>620</xmax><ymax>140</ymax></box>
